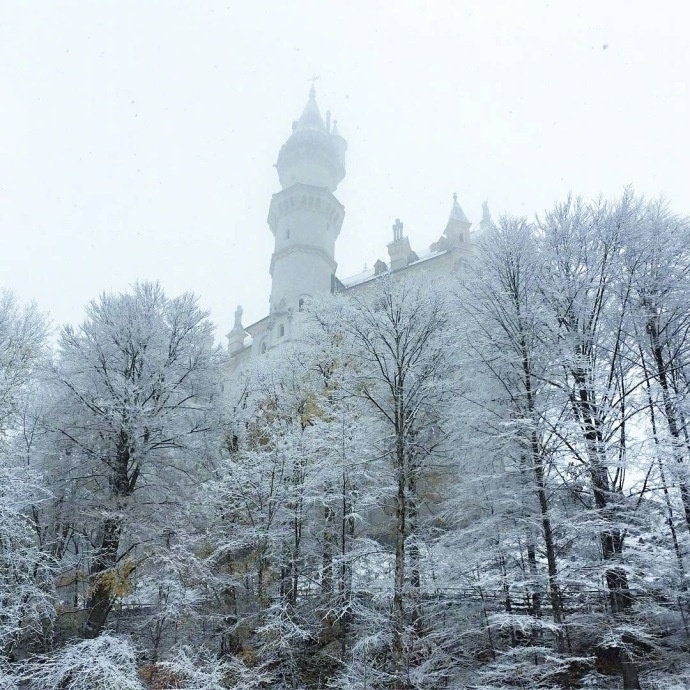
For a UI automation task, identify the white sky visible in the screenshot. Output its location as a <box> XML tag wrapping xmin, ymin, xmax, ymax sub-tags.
<box><xmin>1</xmin><ymin>2</ymin><xmax>688</xmax><ymax>339</ymax></box>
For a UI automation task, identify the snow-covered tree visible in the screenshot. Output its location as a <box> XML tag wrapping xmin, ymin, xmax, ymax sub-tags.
<box><xmin>461</xmin><ymin>215</ymin><xmax>566</xmax><ymax>651</ymax></box>
<box><xmin>47</xmin><ymin>282</ymin><xmax>223</xmax><ymax>637</ymax></box>
<box><xmin>0</xmin><ymin>292</ymin><xmax>54</xmax><ymax>662</ymax></box>
<box><xmin>207</xmin><ymin>338</ymin><xmax>375</xmax><ymax>686</ymax></box>
<box><xmin>0</xmin><ymin>463</ymin><xmax>55</xmax><ymax>661</ymax></box>
<box><xmin>624</xmin><ymin>200</ymin><xmax>690</xmax><ymax>535</ymax></box>
<box><xmin>22</xmin><ymin>634</ymin><xmax>145</xmax><ymax>690</ymax></box>
<box><xmin>0</xmin><ymin>291</ymin><xmax>47</xmax><ymax>436</ymax></box>
<box><xmin>317</xmin><ymin>277</ymin><xmax>456</xmax><ymax>689</ymax></box>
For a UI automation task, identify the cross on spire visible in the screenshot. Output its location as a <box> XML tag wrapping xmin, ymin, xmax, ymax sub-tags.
<box><xmin>308</xmin><ymin>74</ymin><xmax>320</xmax><ymax>98</ymax></box>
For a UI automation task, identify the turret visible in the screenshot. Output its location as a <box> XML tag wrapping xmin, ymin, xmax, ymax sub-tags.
<box><xmin>444</xmin><ymin>193</ymin><xmax>472</xmax><ymax>244</ymax></box>
<box><xmin>275</xmin><ymin>85</ymin><xmax>346</xmax><ymax>193</ymax></box>
<box><xmin>226</xmin><ymin>305</ymin><xmax>247</xmax><ymax>355</ymax></box>
<box><xmin>268</xmin><ymin>87</ymin><xmax>347</xmax><ymax>314</ymax></box>
<box><xmin>387</xmin><ymin>218</ymin><xmax>418</xmax><ymax>271</ymax></box>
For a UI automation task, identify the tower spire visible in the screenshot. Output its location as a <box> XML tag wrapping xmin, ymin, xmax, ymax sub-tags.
<box><xmin>308</xmin><ymin>74</ymin><xmax>319</xmax><ymax>98</ymax></box>
<box><xmin>449</xmin><ymin>192</ymin><xmax>469</xmax><ymax>223</ymax></box>
<box><xmin>442</xmin><ymin>192</ymin><xmax>471</xmax><ymax>245</ymax></box>
<box><xmin>295</xmin><ymin>80</ymin><xmax>325</xmax><ymax>132</ymax></box>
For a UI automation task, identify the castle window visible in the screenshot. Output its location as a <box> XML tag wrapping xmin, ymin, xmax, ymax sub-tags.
<box><xmin>260</xmin><ymin>341</ymin><xmax>267</xmax><ymax>354</ymax></box>
<box><xmin>298</xmin><ymin>298</ymin><xmax>305</xmax><ymax>312</ymax></box>
<box><xmin>278</xmin><ymin>324</ymin><xmax>285</xmax><ymax>338</ymax></box>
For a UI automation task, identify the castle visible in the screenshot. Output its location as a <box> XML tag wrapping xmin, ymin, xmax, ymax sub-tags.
<box><xmin>226</xmin><ymin>87</ymin><xmax>490</xmax><ymax>364</ymax></box>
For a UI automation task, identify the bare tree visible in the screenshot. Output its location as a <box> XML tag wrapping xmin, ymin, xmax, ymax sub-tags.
<box><xmin>538</xmin><ymin>194</ymin><xmax>643</xmax><ymax>689</ymax></box>
<box><xmin>50</xmin><ymin>282</ymin><xmax>221</xmax><ymax>637</ymax></box>
<box><xmin>462</xmin><ymin>216</ymin><xmax>566</xmax><ymax>648</ymax></box>
<box><xmin>626</xmin><ymin>201</ymin><xmax>690</xmax><ymax>534</ymax></box>
<box><xmin>0</xmin><ymin>291</ymin><xmax>47</xmax><ymax>436</ymax></box>
<box><xmin>0</xmin><ymin>292</ymin><xmax>53</xmax><ymax>662</ymax></box>
<box><xmin>320</xmin><ymin>277</ymin><xmax>452</xmax><ymax>689</ymax></box>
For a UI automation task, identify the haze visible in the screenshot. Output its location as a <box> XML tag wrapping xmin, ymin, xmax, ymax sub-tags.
<box><xmin>1</xmin><ymin>2</ymin><xmax>687</xmax><ymax>337</ymax></box>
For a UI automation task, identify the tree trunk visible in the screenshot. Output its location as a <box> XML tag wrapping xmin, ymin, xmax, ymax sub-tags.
<box><xmin>407</xmin><ymin>472</ymin><xmax>423</xmax><ymax>635</ymax></box>
<box><xmin>526</xmin><ymin>540</ymin><xmax>543</xmax><ymax>619</ymax></box>
<box><xmin>84</xmin><ymin>439</ymin><xmax>132</xmax><ymax>638</ymax></box>
<box><xmin>572</xmin><ymin>371</ymin><xmax>632</xmax><ymax>613</ymax></box>
<box><xmin>392</xmin><ymin>457</ymin><xmax>408</xmax><ymax>689</ymax></box>
<box><xmin>83</xmin><ymin>516</ymin><xmax>121</xmax><ymax>638</ymax></box>
<box><xmin>648</xmin><ymin>321</ymin><xmax>690</xmax><ymax>532</ymax></box>
<box><xmin>519</xmin><ymin>333</ymin><xmax>564</xmax><ymax>644</ymax></box>
<box><xmin>599</xmin><ymin>646</ymin><xmax>642</xmax><ymax>690</ymax></box>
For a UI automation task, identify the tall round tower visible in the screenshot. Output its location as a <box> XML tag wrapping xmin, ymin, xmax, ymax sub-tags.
<box><xmin>267</xmin><ymin>86</ymin><xmax>347</xmax><ymax>314</ymax></box>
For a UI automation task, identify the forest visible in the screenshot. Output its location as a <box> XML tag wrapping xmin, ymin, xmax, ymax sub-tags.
<box><xmin>3</xmin><ymin>191</ymin><xmax>690</xmax><ymax>689</ymax></box>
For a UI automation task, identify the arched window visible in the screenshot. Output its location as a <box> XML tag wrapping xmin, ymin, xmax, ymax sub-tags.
<box><xmin>298</xmin><ymin>298</ymin><xmax>305</xmax><ymax>312</ymax></box>
<box><xmin>278</xmin><ymin>324</ymin><xmax>285</xmax><ymax>338</ymax></box>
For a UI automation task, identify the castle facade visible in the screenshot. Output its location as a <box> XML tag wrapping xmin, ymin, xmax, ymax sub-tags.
<box><xmin>227</xmin><ymin>88</ymin><xmax>489</xmax><ymax>364</ymax></box>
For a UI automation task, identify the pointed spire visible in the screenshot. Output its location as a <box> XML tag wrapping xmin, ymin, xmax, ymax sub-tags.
<box><xmin>449</xmin><ymin>193</ymin><xmax>469</xmax><ymax>223</ymax></box>
<box><xmin>296</xmin><ymin>84</ymin><xmax>325</xmax><ymax>131</ymax></box>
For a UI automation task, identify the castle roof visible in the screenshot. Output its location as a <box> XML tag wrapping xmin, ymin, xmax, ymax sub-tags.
<box><xmin>294</xmin><ymin>85</ymin><xmax>326</xmax><ymax>132</ymax></box>
<box><xmin>449</xmin><ymin>193</ymin><xmax>469</xmax><ymax>223</ymax></box>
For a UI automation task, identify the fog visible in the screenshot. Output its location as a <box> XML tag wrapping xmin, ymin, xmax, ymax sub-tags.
<box><xmin>1</xmin><ymin>2</ymin><xmax>687</xmax><ymax>337</ymax></box>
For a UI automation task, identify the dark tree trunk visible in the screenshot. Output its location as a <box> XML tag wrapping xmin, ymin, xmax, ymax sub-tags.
<box><xmin>391</xmin><ymin>440</ymin><xmax>408</xmax><ymax>689</ymax></box>
<box><xmin>84</xmin><ymin>438</ymin><xmax>135</xmax><ymax>638</ymax></box>
<box><xmin>648</xmin><ymin>321</ymin><xmax>690</xmax><ymax>532</ymax></box>
<box><xmin>572</xmin><ymin>370</ymin><xmax>632</xmax><ymax>613</ymax></box>
<box><xmin>83</xmin><ymin>516</ymin><xmax>121</xmax><ymax>638</ymax></box>
<box><xmin>519</xmin><ymin>330</ymin><xmax>565</xmax><ymax>646</ymax></box>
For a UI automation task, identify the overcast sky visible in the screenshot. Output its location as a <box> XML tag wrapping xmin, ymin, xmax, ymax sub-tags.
<box><xmin>1</xmin><ymin>2</ymin><xmax>688</xmax><ymax>339</ymax></box>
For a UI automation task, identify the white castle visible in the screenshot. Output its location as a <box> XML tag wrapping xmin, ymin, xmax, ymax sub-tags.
<box><xmin>227</xmin><ymin>87</ymin><xmax>490</xmax><ymax>363</ymax></box>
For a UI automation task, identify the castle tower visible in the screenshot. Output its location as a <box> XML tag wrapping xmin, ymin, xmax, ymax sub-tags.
<box><xmin>444</xmin><ymin>193</ymin><xmax>472</xmax><ymax>244</ymax></box>
<box><xmin>267</xmin><ymin>86</ymin><xmax>347</xmax><ymax>314</ymax></box>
